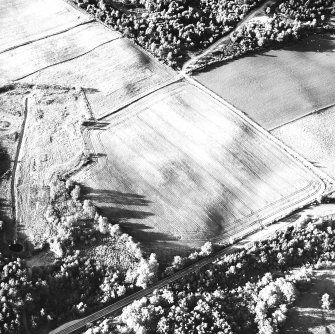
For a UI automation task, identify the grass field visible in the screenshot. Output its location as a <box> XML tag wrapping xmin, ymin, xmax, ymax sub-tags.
<box><xmin>196</xmin><ymin>33</ymin><xmax>335</xmax><ymax>130</ymax></box>
<box><xmin>16</xmin><ymin>87</ymin><xmax>88</xmax><ymax>245</ymax></box>
<box><xmin>284</xmin><ymin>269</ymin><xmax>335</xmax><ymax>334</ymax></box>
<box><xmin>272</xmin><ymin>106</ymin><xmax>335</xmax><ymax>180</ymax></box>
<box><xmin>0</xmin><ymin>0</ymin><xmax>90</xmax><ymax>53</ymax></box>
<box><xmin>73</xmin><ymin>80</ymin><xmax>325</xmax><ymax>257</ymax></box>
<box><xmin>0</xmin><ymin>85</ymin><xmax>143</xmax><ymax>269</ymax></box>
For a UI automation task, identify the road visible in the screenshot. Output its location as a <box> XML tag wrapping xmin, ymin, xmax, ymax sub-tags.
<box><xmin>182</xmin><ymin>0</ymin><xmax>278</xmax><ymax>72</ymax></box>
<box><xmin>50</xmin><ymin>217</ymin><xmax>306</xmax><ymax>334</ymax></box>
<box><xmin>49</xmin><ymin>72</ymin><xmax>329</xmax><ymax>334</ymax></box>
<box><xmin>50</xmin><ymin>235</ymin><xmax>251</xmax><ymax>333</ymax></box>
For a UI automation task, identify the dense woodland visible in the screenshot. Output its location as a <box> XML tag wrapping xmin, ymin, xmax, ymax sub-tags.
<box><xmin>74</xmin><ymin>0</ymin><xmax>264</xmax><ymax>67</ymax></box>
<box><xmin>189</xmin><ymin>0</ymin><xmax>334</xmax><ymax>69</ymax></box>
<box><xmin>1</xmin><ymin>154</ymin><xmax>335</xmax><ymax>333</ymax></box>
<box><xmin>1</xmin><ymin>1</ymin><xmax>335</xmax><ymax>332</ymax></box>
<box><xmin>0</xmin><ymin>178</ymin><xmax>159</xmax><ymax>333</ymax></box>
<box><xmin>2</xmin><ymin>202</ymin><xmax>335</xmax><ymax>333</ymax></box>
<box><xmin>84</xmin><ymin>216</ymin><xmax>335</xmax><ymax>334</ymax></box>
<box><xmin>73</xmin><ymin>0</ymin><xmax>334</xmax><ymax>68</ymax></box>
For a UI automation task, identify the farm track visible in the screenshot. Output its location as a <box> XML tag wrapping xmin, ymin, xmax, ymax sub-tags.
<box><xmin>13</xmin><ymin>37</ymin><xmax>123</xmax><ymax>81</ymax></box>
<box><xmin>97</xmin><ymin>76</ymin><xmax>182</xmax><ymax>121</ymax></box>
<box><xmin>76</xmin><ymin>79</ymin><xmax>327</xmax><ymax>252</ymax></box>
<box><xmin>186</xmin><ymin>75</ymin><xmax>335</xmax><ymax>188</ymax></box>
<box><xmin>1</xmin><ymin>1</ymin><xmax>332</xmax><ymax>333</ymax></box>
<box><xmin>0</xmin><ymin>20</ymin><xmax>95</xmax><ymax>55</ymax></box>
<box><xmin>90</xmin><ymin>88</ymin><xmax>324</xmax><ymax>242</ymax></box>
<box><xmin>10</xmin><ymin>97</ymin><xmax>29</xmax><ymax>242</ymax></box>
<box><xmin>269</xmin><ymin>102</ymin><xmax>335</xmax><ymax>131</ymax></box>
<box><xmin>182</xmin><ymin>0</ymin><xmax>278</xmax><ymax>72</ymax></box>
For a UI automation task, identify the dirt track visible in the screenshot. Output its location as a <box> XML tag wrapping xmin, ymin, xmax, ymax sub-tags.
<box><xmin>182</xmin><ymin>0</ymin><xmax>278</xmax><ymax>72</ymax></box>
<box><xmin>10</xmin><ymin>97</ymin><xmax>29</xmax><ymax>242</ymax></box>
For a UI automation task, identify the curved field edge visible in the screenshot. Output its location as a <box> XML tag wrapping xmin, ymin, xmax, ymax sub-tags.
<box><xmin>187</xmin><ymin>76</ymin><xmax>334</xmax><ymax>191</ymax></box>
<box><xmin>74</xmin><ymin>79</ymin><xmax>328</xmax><ymax>254</ymax></box>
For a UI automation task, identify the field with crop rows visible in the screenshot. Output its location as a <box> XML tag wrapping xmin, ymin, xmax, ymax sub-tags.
<box><xmin>0</xmin><ymin>0</ymin><xmax>177</xmax><ymax>118</ymax></box>
<box><xmin>0</xmin><ymin>22</ymin><xmax>120</xmax><ymax>81</ymax></box>
<box><xmin>20</xmin><ymin>36</ymin><xmax>178</xmax><ymax>118</ymax></box>
<box><xmin>196</xmin><ymin>33</ymin><xmax>335</xmax><ymax>130</ymax></box>
<box><xmin>272</xmin><ymin>105</ymin><xmax>335</xmax><ymax>180</ymax></box>
<box><xmin>74</xmin><ymin>80</ymin><xmax>325</xmax><ymax>255</ymax></box>
<box><xmin>0</xmin><ymin>0</ymin><xmax>90</xmax><ymax>53</ymax></box>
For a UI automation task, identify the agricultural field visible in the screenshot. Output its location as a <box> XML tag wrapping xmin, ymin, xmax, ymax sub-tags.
<box><xmin>272</xmin><ymin>106</ymin><xmax>335</xmax><ymax>180</ymax></box>
<box><xmin>0</xmin><ymin>22</ymin><xmax>120</xmax><ymax>81</ymax></box>
<box><xmin>196</xmin><ymin>32</ymin><xmax>335</xmax><ymax>130</ymax></box>
<box><xmin>73</xmin><ymin>80</ymin><xmax>325</xmax><ymax>259</ymax></box>
<box><xmin>20</xmin><ymin>36</ymin><xmax>177</xmax><ymax>118</ymax></box>
<box><xmin>0</xmin><ymin>0</ymin><xmax>90</xmax><ymax>53</ymax></box>
<box><xmin>0</xmin><ymin>0</ymin><xmax>177</xmax><ymax>120</ymax></box>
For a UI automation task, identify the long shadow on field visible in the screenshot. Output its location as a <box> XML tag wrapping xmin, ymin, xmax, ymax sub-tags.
<box><xmin>284</xmin><ymin>310</ymin><xmax>334</xmax><ymax>334</ymax></box>
<box><xmin>98</xmin><ymin>205</ymin><xmax>154</xmax><ymax>221</ymax></box>
<box><xmin>285</xmin><ymin>33</ymin><xmax>335</xmax><ymax>53</ymax></box>
<box><xmin>82</xmin><ymin>186</ymin><xmax>152</xmax><ymax>206</ymax></box>
<box><xmin>0</xmin><ymin>146</ymin><xmax>10</xmax><ymax>177</ymax></box>
<box><xmin>80</xmin><ymin>186</ymin><xmax>190</xmax><ymax>258</ymax></box>
<box><xmin>116</xmin><ymin>221</ymin><xmax>180</xmax><ymax>242</ymax></box>
<box><xmin>194</xmin><ymin>33</ymin><xmax>335</xmax><ymax>75</ymax></box>
<box><xmin>0</xmin><ymin>197</ymin><xmax>15</xmax><ymax>253</ymax></box>
<box><xmin>0</xmin><ymin>197</ymin><xmax>11</xmax><ymax>219</ymax></box>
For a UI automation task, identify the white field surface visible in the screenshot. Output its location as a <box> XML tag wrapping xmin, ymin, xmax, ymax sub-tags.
<box><xmin>0</xmin><ymin>0</ymin><xmax>177</xmax><ymax>117</ymax></box>
<box><xmin>0</xmin><ymin>0</ymin><xmax>90</xmax><ymax>53</ymax></box>
<box><xmin>20</xmin><ymin>37</ymin><xmax>177</xmax><ymax>118</ymax></box>
<box><xmin>16</xmin><ymin>88</ymin><xmax>88</xmax><ymax>244</ymax></box>
<box><xmin>272</xmin><ymin>106</ymin><xmax>335</xmax><ymax>180</ymax></box>
<box><xmin>0</xmin><ymin>22</ymin><xmax>120</xmax><ymax>81</ymax></box>
<box><xmin>74</xmin><ymin>80</ymin><xmax>325</xmax><ymax>252</ymax></box>
<box><xmin>196</xmin><ymin>33</ymin><xmax>335</xmax><ymax>130</ymax></box>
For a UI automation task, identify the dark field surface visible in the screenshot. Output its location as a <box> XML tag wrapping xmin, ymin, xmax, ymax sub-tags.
<box><xmin>196</xmin><ymin>33</ymin><xmax>335</xmax><ymax>130</ymax></box>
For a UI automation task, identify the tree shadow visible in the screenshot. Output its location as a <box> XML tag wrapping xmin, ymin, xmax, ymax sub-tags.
<box><xmin>117</xmin><ymin>221</ymin><xmax>180</xmax><ymax>242</ymax></box>
<box><xmin>80</xmin><ymin>185</ymin><xmax>194</xmax><ymax>261</ymax></box>
<box><xmin>82</xmin><ymin>186</ymin><xmax>152</xmax><ymax>206</ymax></box>
<box><xmin>283</xmin><ymin>33</ymin><xmax>335</xmax><ymax>53</ymax></box>
<box><xmin>194</xmin><ymin>32</ymin><xmax>335</xmax><ymax>75</ymax></box>
<box><xmin>0</xmin><ymin>145</ymin><xmax>10</xmax><ymax>177</ymax></box>
<box><xmin>284</xmin><ymin>309</ymin><xmax>332</xmax><ymax>334</ymax></box>
<box><xmin>98</xmin><ymin>205</ymin><xmax>154</xmax><ymax>220</ymax></box>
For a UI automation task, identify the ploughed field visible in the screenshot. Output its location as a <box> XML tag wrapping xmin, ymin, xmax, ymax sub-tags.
<box><xmin>0</xmin><ymin>0</ymin><xmax>90</xmax><ymax>53</ymax></box>
<box><xmin>272</xmin><ymin>105</ymin><xmax>335</xmax><ymax>180</ymax></box>
<box><xmin>0</xmin><ymin>0</ymin><xmax>328</xmax><ymax>258</ymax></box>
<box><xmin>74</xmin><ymin>80</ymin><xmax>325</xmax><ymax>252</ymax></box>
<box><xmin>0</xmin><ymin>0</ymin><xmax>177</xmax><ymax>117</ymax></box>
<box><xmin>196</xmin><ymin>33</ymin><xmax>335</xmax><ymax>130</ymax></box>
